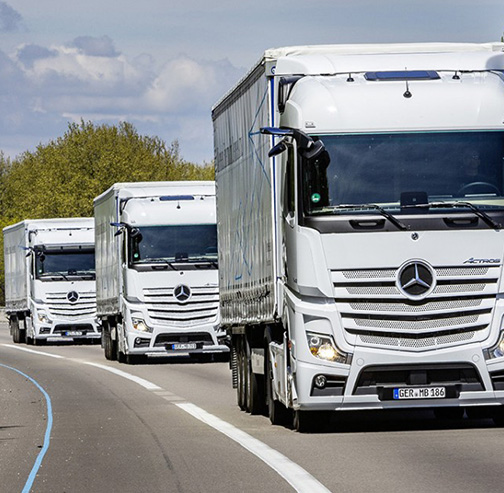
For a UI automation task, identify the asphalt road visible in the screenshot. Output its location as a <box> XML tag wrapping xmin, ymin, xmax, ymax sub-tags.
<box><xmin>1</xmin><ymin>323</ymin><xmax>504</xmax><ymax>493</ymax></box>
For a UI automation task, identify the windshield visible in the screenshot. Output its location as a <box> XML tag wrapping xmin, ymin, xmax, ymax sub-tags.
<box><xmin>35</xmin><ymin>250</ymin><xmax>95</xmax><ymax>279</ymax></box>
<box><xmin>129</xmin><ymin>224</ymin><xmax>217</xmax><ymax>264</ymax></box>
<box><xmin>303</xmin><ymin>131</ymin><xmax>504</xmax><ymax>215</ymax></box>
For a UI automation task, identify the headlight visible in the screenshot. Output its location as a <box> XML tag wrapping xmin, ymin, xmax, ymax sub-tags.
<box><xmin>131</xmin><ymin>317</ymin><xmax>153</xmax><ymax>333</ymax></box>
<box><xmin>37</xmin><ymin>311</ymin><xmax>51</xmax><ymax>324</ymax></box>
<box><xmin>306</xmin><ymin>332</ymin><xmax>348</xmax><ymax>363</ymax></box>
<box><xmin>485</xmin><ymin>331</ymin><xmax>504</xmax><ymax>360</ymax></box>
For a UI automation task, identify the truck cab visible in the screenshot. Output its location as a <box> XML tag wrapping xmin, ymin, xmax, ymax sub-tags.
<box><xmin>94</xmin><ymin>182</ymin><xmax>229</xmax><ymax>363</ymax></box>
<box><xmin>4</xmin><ymin>218</ymin><xmax>101</xmax><ymax>344</ymax></box>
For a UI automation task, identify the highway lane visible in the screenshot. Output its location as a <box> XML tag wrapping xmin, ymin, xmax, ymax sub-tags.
<box><xmin>1</xmin><ymin>323</ymin><xmax>504</xmax><ymax>492</ymax></box>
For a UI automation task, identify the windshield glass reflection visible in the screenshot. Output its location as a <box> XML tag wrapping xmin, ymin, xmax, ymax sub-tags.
<box><xmin>303</xmin><ymin>131</ymin><xmax>504</xmax><ymax>215</ymax></box>
<box><xmin>129</xmin><ymin>224</ymin><xmax>217</xmax><ymax>264</ymax></box>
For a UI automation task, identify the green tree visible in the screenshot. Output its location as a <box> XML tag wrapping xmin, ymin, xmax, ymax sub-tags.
<box><xmin>0</xmin><ymin>120</ymin><xmax>214</xmax><ymax>302</ymax></box>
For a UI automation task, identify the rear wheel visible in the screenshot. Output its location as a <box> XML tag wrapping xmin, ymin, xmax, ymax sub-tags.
<box><xmin>236</xmin><ymin>339</ymin><xmax>248</xmax><ymax>411</ymax></box>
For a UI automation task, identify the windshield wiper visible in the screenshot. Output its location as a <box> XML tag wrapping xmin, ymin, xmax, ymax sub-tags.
<box><xmin>136</xmin><ymin>259</ymin><xmax>178</xmax><ymax>270</ymax></box>
<box><xmin>188</xmin><ymin>257</ymin><xmax>219</xmax><ymax>268</ymax></box>
<box><xmin>404</xmin><ymin>201</ymin><xmax>502</xmax><ymax>231</ymax></box>
<box><xmin>333</xmin><ymin>204</ymin><xmax>409</xmax><ymax>231</ymax></box>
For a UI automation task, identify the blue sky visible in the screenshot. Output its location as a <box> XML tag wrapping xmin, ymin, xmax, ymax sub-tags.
<box><xmin>1</xmin><ymin>0</ymin><xmax>504</xmax><ymax>164</ymax></box>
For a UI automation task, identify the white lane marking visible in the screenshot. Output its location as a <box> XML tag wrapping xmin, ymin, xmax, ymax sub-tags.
<box><xmin>83</xmin><ymin>361</ymin><xmax>162</xmax><ymax>390</ymax></box>
<box><xmin>177</xmin><ymin>402</ymin><xmax>331</xmax><ymax>493</ymax></box>
<box><xmin>2</xmin><ymin>344</ymin><xmax>64</xmax><ymax>359</ymax></box>
<box><xmin>2</xmin><ymin>343</ymin><xmax>331</xmax><ymax>492</ymax></box>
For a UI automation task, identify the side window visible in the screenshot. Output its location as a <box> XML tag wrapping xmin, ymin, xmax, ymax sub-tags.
<box><xmin>283</xmin><ymin>146</ymin><xmax>296</xmax><ymax>216</ymax></box>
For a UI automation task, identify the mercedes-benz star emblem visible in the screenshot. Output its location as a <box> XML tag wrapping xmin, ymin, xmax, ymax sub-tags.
<box><xmin>397</xmin><ymin>261</ymin><xmax>435</xmax><ymax>299</ymax></box>
<box><xmin>67</xmin><ymin>291</ymin><xmax>79</xmax><ymax>303</ymax></box>
<box><xmin>174</xmin><ymin>284</ymin><xmax>191</xmax><ymax>302</ymax></box>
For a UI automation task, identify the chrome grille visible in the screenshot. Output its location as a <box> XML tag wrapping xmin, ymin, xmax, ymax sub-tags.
<box><xmin>333</xmin><ymin>264</ymin><xmax>499</xmax><ymax>350</ymax></box>
<box><xmin>46</xmin><ymin>292</ymin><xmax>96</xmax><ymax>320</ymax></box>
<box><xmin>143</xmin><ymin>286</ymin><xmax>219</xmax><ymax>328</ymax></box>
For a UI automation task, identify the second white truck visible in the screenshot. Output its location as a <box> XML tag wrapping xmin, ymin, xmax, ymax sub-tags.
<box><xmin>94</xmin><ymin>181</ymin><xmax>229</xmax><ymax>364</ymax></box>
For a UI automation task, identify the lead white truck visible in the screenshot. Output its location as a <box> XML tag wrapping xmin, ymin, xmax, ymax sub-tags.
<box><xmin>4</xmin><ymin>218</ymin><xmax>100</xmax><ymax>344</ymax></box>
<box><xmin>213</xmin><ymin>42</ymin><xmax>504</xmax><ymax>431</ymax></box>
<box><xmin>94</xmin><ymin>181</ymin><xmax>229</xmax><ymax>364</ymax></box>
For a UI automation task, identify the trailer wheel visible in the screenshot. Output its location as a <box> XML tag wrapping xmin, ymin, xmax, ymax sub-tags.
<box><xmin>236</xmin><ymin>338</ymin><xmax>248</xmax><ymax>411</ymax></box>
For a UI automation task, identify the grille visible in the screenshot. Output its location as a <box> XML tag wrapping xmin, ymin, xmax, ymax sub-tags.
<box><xmin>143</xmin><ymin>286</ymin><xmax>219</xmax><ymax>328</ymax></box>
<box><xmin>46</xmin><ymin>292</ymin><xmax>96</xmax><ymax>320</ymax></box>
<box><xmin>53</xmin><ymin>324</ymin><xmax>94</xmax><ymax>334</ymax></box>
<box><xmin>154</xmin><ymin>332</ymin><xmax>214</xmax><ymax>347</ymax></box>
<box><xmin>333</xmin><ymin>264</ymin><xmax>499</xmax><ymax>350</ymax></box>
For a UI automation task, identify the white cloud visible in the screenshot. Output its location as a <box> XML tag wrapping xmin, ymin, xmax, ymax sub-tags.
<box><xmin>0</xmin><ymin>35</ymin><xmax>244</xmax><ymax>163</ymax></box>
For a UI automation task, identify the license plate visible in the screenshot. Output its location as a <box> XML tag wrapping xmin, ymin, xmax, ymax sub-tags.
<box><xmin>171</xmin><ymin>343</ymin><xmax>197</xmax><ymax>351</ymax></box>
<box><xmin>393</xmin><ymin>387</ymin><xmax>446</xmax><ymax>400</ymax></box>
<box><xmin>65</xmin><ymin>331</ymin><xmax>83</xmax><ymax>336</ymax></box>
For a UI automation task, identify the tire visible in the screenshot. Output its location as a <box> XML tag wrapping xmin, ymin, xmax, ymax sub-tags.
<box><xmin>126</xmin><ymin>354</ymin><xmax>146</xmax><ymax>365</ymax></box>
<box><xmin>10</xmin><ymin>316</ymin><xmax>25</xmax><ymax>344</ymax></box>
<box><xmin>116</xmin><ymin>340</ymin><xmax>126</xmax><ymax>364</ymax></box>
<box><xmin>265</xmin><ymin>343</ymin><xmax>291</xmax><ymax>426</ymax></box>
<box><xmin>246</xmin><ymin>348</ymin><xmax>265</xmax><ymax>415</ymax></box>
<box><xmin>236</xmin><ymin>339</ymin><xmax>248</xmax><ymax>411</ymax></box>
<box><xmin>103</xmin><ymin>327</ymin><xmax>117</xmax><ymax>361</ymax></box>
<box><xmin>113</xmin><ymin>322</ymin><xmax>126</xmax><ymax>363</ymax></box>
<box><xmin>293</xmin><ymin>410</ymin><xmax>328</xmax><ymax>433</ymax></box>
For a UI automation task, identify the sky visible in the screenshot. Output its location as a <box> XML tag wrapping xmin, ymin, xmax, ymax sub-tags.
<box><xmin>1</xmin><ymin>1</ymin><xmax>504</xmax><ymax>164</ymax></box>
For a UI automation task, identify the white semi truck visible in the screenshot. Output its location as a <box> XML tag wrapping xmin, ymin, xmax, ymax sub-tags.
<box><xmin>213</xmin><ymin>42</ymin><xmax>504</xmax><ymax>431</ymax></box>
<box><xmin>94</xmin><ymin>181</ymin><xmax>228</xmax><ymax>364</ymax></box>
<box><xmin>4</xmin><ymin>218</ymin><xmax>100</xmax><ymax>344</ymax></box>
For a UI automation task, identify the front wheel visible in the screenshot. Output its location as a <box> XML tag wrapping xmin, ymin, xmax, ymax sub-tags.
<box><xmin>103</xmin><ymin>327</ymin><xmax>117</xmax><ymax>361</ymax></box>
<box><xmin>293</xmin><ymin>410</ymin><xmax>329</xmax><ymax>433</ymax></box>
<box><xmin>10</xmin><ymin>316</ymin><xmax>25</xmax><ymax>344</ymax></box>
<box><xmin>265</xmin><ymin>345</ymin><xmax>291</xmax><ymax>426</ymax></box>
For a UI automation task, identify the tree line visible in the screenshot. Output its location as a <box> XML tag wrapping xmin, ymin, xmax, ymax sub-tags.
<box><xmin>0</xmin><ymin>120</ymin><xmax>214</xmax><ymax>303</ymax></box>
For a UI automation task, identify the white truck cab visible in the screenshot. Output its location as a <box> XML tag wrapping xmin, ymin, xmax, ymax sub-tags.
<box><xmin>94</xmin><ymin>181</ymin><xmax>228</xmax><ymax>364</ymax></box>
<box><xmin>4</xmin><ymin>218</ymin><xmax>100</xmax><ymax>344</ymax></box>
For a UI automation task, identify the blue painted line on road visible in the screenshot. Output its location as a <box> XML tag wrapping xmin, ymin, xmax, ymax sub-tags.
<box><xmin>0</xmin><ymin>363</ymin><xmax>53</xmax><ymax>493</ymax></box>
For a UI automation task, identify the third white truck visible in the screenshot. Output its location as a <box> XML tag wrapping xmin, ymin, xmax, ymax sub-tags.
<box><xmin>213</xmin><ymin>42</ymin><xmax>504</xmax><ymax>430</ymax></box>
<box><xmin>4</xmin><ymin>218</ymin><xmax>100</xmax><ymax>344</ymax></box>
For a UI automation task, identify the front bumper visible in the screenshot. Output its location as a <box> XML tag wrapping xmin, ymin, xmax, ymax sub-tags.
<box><xmin>35</xmin><ymin>317</ymin><xmax>101</xmax><ymax>341</ymax></box>
<box><xmin>292</xmin><ymin>343</ymin><xmax>504</xmax><ymax>411</ymax></box>
<box><xmin>124</xmin><ymin>324</ymin><xmax>230</xmax><ymax>357</ymax></box>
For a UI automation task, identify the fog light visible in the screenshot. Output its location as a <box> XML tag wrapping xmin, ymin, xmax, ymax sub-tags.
<box><xmin>314</xmin><ymin>374</ymin><xmax>327</xmax><ymax>389</ymax></box>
